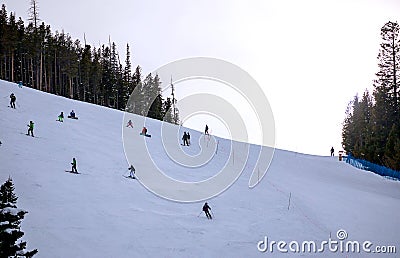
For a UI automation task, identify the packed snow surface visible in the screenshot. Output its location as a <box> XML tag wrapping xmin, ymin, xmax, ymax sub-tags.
<box><xmin>0</xmin><ymin>80</ymin><xmax>399</xmax><ymax>257</ymax></box>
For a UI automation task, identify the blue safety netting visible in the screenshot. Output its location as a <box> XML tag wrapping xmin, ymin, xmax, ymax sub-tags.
<box><xmin>346</xmin><ymin>153</ymin><xmax>400</xmax><ymax>181</ymax></box>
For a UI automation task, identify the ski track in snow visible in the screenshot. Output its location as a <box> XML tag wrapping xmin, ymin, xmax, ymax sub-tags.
<box><xmin>0</xmin><ymin>80</ymin><xmax>399</xmax><ymax>258</ymax></box>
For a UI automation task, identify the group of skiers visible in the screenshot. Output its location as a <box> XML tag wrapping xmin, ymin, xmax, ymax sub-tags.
<box><xmin>6</xmin><ymin>92</ymin><xmax>81</xmax><ymax>173</ymax></box>
<box><xmin>57</xmin><ymin>110</ymin><xmax>77</xmax><ymax>122</ymax></box>
<box><xmin>6</xmin><ymin>93</ymin><xmax>215</xmax><ymax>219</ymax></box>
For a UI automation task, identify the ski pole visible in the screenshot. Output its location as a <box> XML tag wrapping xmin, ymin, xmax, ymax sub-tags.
<box><xmin>197</xmin><ymin>211</ymin><xmax>202</xmax><ymax>217</ymax></box>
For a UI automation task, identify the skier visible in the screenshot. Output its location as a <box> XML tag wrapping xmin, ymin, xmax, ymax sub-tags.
<box><xmin>9</xmin><ymin>93</ymin><xmax>16</xmax><ymax>109</ymax></box>
<box><xmin>187</xmin><ymin>132</ymin><xmax>191</xmax><ymax>145</ymax></box>
<box><xmin>69</xmin><ymin>110</ymin><xmax>76</xmax><ymax>118</ymax></box>
<box><xmin>58</xmin><ymin>112</ymin><xmax>64</xmax><ymax>122</ymax></box>
<box><xmin>27</xmin><ymin>121</ymin><xmax>34</xmax><ymax>137</ymax></box>
<box><xmin>126</xmin><ymin>120</ymin><xmax>133</xmax><ymax>128</ymax></box>
<box><xmin>203</xmin><ymin>202</ymin><xmax>212</xmax><ymax>219</ymax></box>
<box><xmin>71</xmin><ymin>158</ymin><xmax>78</xmax><ymax>173</ymax></box>
<box><xmin>330</xmin><ymin>147</ymin><xmax>334</xmax><ymax>157</ymax></box>
<box><xmin>128</xmin><ymin>165</ymin><xmax>136</xmax><ymax>178</ymax></box>
<box><xmin>182</xmin><ymin>132</ymin><xmax>189</xmax><ymax>146</ymax></box>
<box><xmin>205</xmin><ymin>124</ymin><xmax>209</xmax><ymax>135</ymax></box>
<box><xmin>141</xmin><ymin>127</ymin><xmax>148</xmax><ymax>136</ymax></box>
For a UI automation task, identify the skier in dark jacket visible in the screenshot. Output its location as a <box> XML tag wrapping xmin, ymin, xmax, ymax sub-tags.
<box><xmin>330</xmin><ymin>147</ymin><xmax>334</xmax><ymax>157</ymax></box>
<box><xmin>203</xmin><ymin>202</ymin><xmax>212</xmax><ymax>219</ymax></box>
<box><xmin>9</xmin><ymin>93</ymin><xmax>16</xmax><ymax>108</ymax></box>
<box><xmin>27</xmin><ymin>121</ymin><xmax>34</xmax><ymax>137</ymax></box>
<box><xmin>71</xmin><ymin>158</ymin><xmax>78</xmax><ymax>173</ymax></box>
<box><xmin>128</xmin><ymin>165</ymin><xmax>136</xmax><ymax>178</ymax></box>
<box><xmin>69</xmin><ymin>110</ymin><xmax>76</xmax><ymax>118</ymax></box>
<box><xmin>182</xmin><ymin>132</ymin><xmax>189</xmax><ymax>146</ymax></box>
<box><xmin>205</xmin><ymin>124</ymin><xmax>209</xmax><ymax>135</ymax></box>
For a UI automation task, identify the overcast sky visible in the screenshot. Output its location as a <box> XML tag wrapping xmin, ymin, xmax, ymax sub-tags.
<box><xmin>3</xmin><ymin>0</ymin><xmax>400</xmax><ymax>155</ymax></box>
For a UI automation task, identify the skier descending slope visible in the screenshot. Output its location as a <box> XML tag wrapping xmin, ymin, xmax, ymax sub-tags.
<box><xmin>126</xmin><ymin>120</ymin><xmax>133</xmax><ymax>128</ymax></box>
<box><xmin>202</xmin><ymin>202</ymin><xmax>212</xmax><ymax>219</ymax></box>
<box><xmin>26</xmin><ymin>121</ymin><xmax>34</xmax><ymax>137</ymax></box>
<box><xmin>128</xmin><ymin>165</ymin><xmax>136</xmax><ymax>179</ymax></box>
<box><xmin>9</xmin><ymin>93</ymin><xmax>16</xmax><ymax>108</ymax></box>
<box><xmin>57</xmin><ymin>112</ymin><xmax>64</xmax><ymax>122</ymax></box>
<box><xmin>68</xmin><ymin>110</ymin><xmax>78</xmax><ymax>119</ymax></box>
<box><xmin>71</xmin><ymin>158</ymin><xmax>78</xmax><ymax>173</ymax></box>
<box><xmin>182</xmin><ymin>132</ymin><xmax>189</xmax><ymax>146</ymax></box>
<box><xmin>140</xmin><ymin>127</ymin><xmax>151</xmax><ymax>137</ymax></box>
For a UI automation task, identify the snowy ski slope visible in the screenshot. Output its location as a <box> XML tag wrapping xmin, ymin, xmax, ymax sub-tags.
<box><xmin>0</xmin><ymin>80</ymin><xmax>399</xmax><ymax>257</ymax></box>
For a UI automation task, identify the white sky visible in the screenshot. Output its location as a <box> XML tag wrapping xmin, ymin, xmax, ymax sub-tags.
<box><xmin>3</xmin><ymin>0</ymin><xmax>400</xmax><ymax>155</ymax></box>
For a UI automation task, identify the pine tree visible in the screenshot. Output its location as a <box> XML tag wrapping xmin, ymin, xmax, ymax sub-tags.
<box><xmin>100</xmin><ymin>45</ymin><xmax>112</xmax><ymax>106</ymax></box>
<box><xmin>80</xmin><ymin>44</ymin><xmax>92</xmax><ymax>102</ymax></box>
<box><xmin>342</xmin><ymin>97</ymin><xmax>356</xmax><ymax>154</ymax></box>
<box><xmin>374</xmin><ymin>21</ymin><xmax>400</xmax><ymax>128</ymax></box>
<box><xmin>147</xmin><ymin>74</ymin><xmax>163</xmax><ymax>120</ymax></box>
<box><xmin>0</xmin><ymin>4</ymin><xmax>9</xmax><ymax>80</ymax></box>
<box><xmin>28</xmin><ymin>0</ymin><xmax>40</xmax><ymax>30</ymax></box>
<box><xmin>352</xmin><ymin>91</ymin><xmax>373</xmax><ymax>159</ymax></box>
<box><xmin>170</xmin><ymin>77</ymin><xmax>180</xmax><ymax>125</ymax></box>
<box><xmin>163</xmin><ymin>97</ymin><xmax>173</xmax><ymax>123</ymax></box>
<box><xmin>121</xmin><ymin>44</ymin><xmax>133</xmax><ymax>110</ymax></box>
<box><xmin>343</xmin><ymin>21</ymin><xmax>400</xmax><ymax>170</ymax></box>
<box><xmin>384</xmin><ymin>124</ymin><xmax>400</xmax><ymax>170</ymax></box>
<box><xmin>342</xmin><ymin>91</ymin><xmax>375</xmax><ymax>160</ymax></box>
<box><xmin>142</xmin><ymin>73</ymin><xmax>155</xmax><ymax>116</ymax></box>
<box><xmin>109</xmin><ymin>42</ymin><xmax>120</xmax><ymax>108</ymax></box>
<box><xmin>130</xmin><ymin>66</ymin><xmax>144</xmax><ymax>115</ymax></box>
<box><xmin>90</xmin><ymin>47</ymin><xmax>102</xmax><ymax>104</ymax></box>
<box><xmin>0</xmin><ymin>177</ymin><xmax>38</xmax><ymax>257</ymax></box>
<box><xmin>371</xmin><ymin>21</ymin><xmax>400</xmax><ymax>165</ymax></box>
